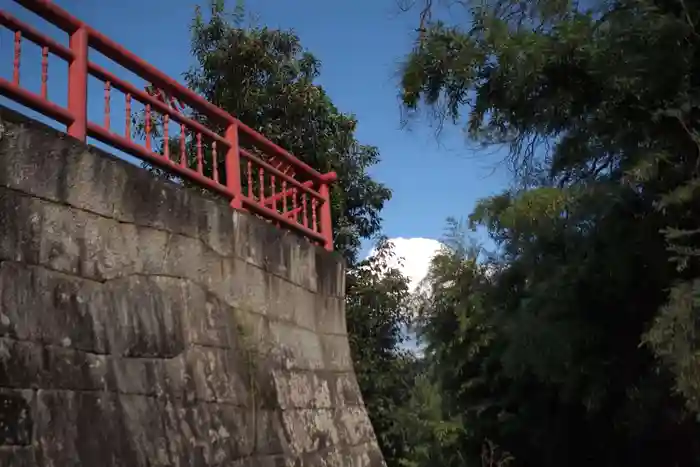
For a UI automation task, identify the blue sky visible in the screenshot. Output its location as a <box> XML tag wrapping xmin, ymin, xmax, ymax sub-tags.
<box><xmin>2</xmin><ymin>0</ymin><xmax>509</xmax><ymax>263</ymax></box>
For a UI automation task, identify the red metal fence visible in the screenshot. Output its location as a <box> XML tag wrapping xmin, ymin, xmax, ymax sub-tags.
<box><xmin>0</xmin><ymin>0</ymin><xmax>337</xmax><ymax>251</ymax></box>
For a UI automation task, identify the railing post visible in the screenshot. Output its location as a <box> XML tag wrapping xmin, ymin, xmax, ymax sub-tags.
<box><xmin>67</xmin><ymin>26</ymin><xmax>88</xmax><ymax>140</ymax></box>
<box><xmin>319</xmin><ymin>172</ymin><xmax>337</xmax><ymax>252</ymax></box>
<box><xmin>225</xmin><ymin>122</ymin><xmax>243</xmax><ymax>210</ymax></box>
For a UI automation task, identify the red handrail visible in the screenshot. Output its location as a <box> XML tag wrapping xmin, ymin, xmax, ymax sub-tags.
<box><xmin>0</xmin><ymin>0</ymin><xmax>337</xmax><ymax>250</ymax></box>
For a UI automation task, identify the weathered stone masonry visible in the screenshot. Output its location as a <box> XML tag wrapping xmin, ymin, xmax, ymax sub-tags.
<box><xmin>0</xmin><ymin>105</ymin><xmax>385</xmax><ymax>467</ymax></box>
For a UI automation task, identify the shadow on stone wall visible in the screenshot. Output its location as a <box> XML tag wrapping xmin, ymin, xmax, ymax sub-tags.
<box><xmin>0</xmin><ymin>105</ymin><xmax>386</xmax><ymax>467</ymax></box>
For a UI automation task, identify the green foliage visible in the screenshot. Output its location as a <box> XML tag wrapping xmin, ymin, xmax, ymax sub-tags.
<box><xmin>345</xmin><ymin>238</ymin><xmax>419</xmax><ymax>465</ymax></box>
<box><xmin>644</xmin><ymin>279</ymin><xmax>700</xmax><ymax>413</ymax></box>
<box><xmin>346</xmin><ymin>239</ymin><xmax>413</xmax><ymax>359</ymax></box>
<box><xmin>396</xmin><ymin>0</ymin><xmax>700</xmax><ymax>464</ymax></box>
<box><xmin>393</xmin><ymin>374</ymin><xmax>466</xmax><ymax>467</ymax></box>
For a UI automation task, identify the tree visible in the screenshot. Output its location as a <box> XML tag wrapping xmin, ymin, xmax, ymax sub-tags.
<box><xmin>397</xmin><ymin>0</ymin><xmax>700</xmax><ymax>464</ymax></box>
<box><xmin>345</xmin><ymin>239</ymin><xmax>419</xmax><ymax>465</ymax></box>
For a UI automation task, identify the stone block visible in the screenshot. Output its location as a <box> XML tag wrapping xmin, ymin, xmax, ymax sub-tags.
<box><xmin>41</xmin><ymin>346</ymin><xmax>110</xmax><ymax>392</ymax></box>
<box><xmin>281</xmin><ymin>408</ymin><xmax>340</xmax><ymax>454</ymax></box>
<box><xmin>320</xmin><ymin>334</ymin><xmax>354</xmax><ymax>372</ymax></box>
<box><xmin>159</xmin><ymin>398</ymin><xmax>255</xmax><ymax>465</ymax></box>
<box><xmin>104</xmin><ymin>276</ymin><xmax>186</xmax><ymax>358</ymax></box>
<box><xmin>180</xmin><ymin>281</ymin><xmax>231</xmax><ymax>348</ymax></box>
<box><xmin>253</xmin><ymin>454</ymin><xmax>297</xmax><ymax>467</ymax></box>
<box><xmin>185</xmin><ymin>345</ymin><xmax>249</xmax><ymax>406</ymax></box>
<box><xmin>271</xmin><ymin>370</ymin><xmax>333</xmax><ymax>410</ymax></box>
<box><xmin>267</xmin><ymin>274</ymin><xmax>319</xmax><ymax>331</ymax></box>
<box><xmin>209</xmin><ymin>404</ymin><xmax>256</xmax><ymax>461</ymax></box>
<box><xmin>231</xmin><ymin>211</ymin><xmax>324</xmax><ymax>294</ymax></box>
<box><xmin>268</xmin><ymin>322</ymin><xmax>325</xmax><ymax>371</ymax></box>
<box><xmin>115</xmin><ymin>169</ymin><xmax>205</xmax><ymax>240</ymax></box>
<box><xmin>232</xmin><ymin>308</ymin><xmax>271</xmax><ymax>345</ymax></box>
<box><xmin>308</xmin><ymin>442</ymin><xmax>386</xmax><ymax>467</ymax></box>
<box><xmin>266</xmin><ymin>274</ymin><xmax>297</xmax><ymax>325</ymax></box>
<box><xmin>330</xmin><ymin>373</ymin><xmax>365</xmax><ymax>408</ymax></box>
<box><xmin>0</xmin><ymin>339</ymin><xmax>44</xmax><ymax>389</ymax></box>
<box><xmin>198</xmin><ymin>201</ymin><xmax>237</xmax><ymax>258</ymax></box>
<box><xmin>315</xmin><ymin>295</ymin><xmax>346</xmax><ymax>336</ymax></box>
<box><xmin>0</xmin><ymin>339</ymin><xmax>112</xmax><ymax>392</ymax></box>
<box><xmin>255</xmin><ymin>409</ymin><xmax>292</xmax><ymax>456</ymax></box>
<box><xmin>231</xmin><ymin>211</ymin><xmax>288</xmax><ymax>275</ymax></box>
<box><xmin>0</xmin><ymin>389</ymin><xmax>34</xmax><ymax>447</ymax></box>
<box><xmin>156</xmin><ymin>232</ymin><xmax>215</xmax><ymax>286</ymax></box>
<box><xmin>290</xmin><ymin>285</ymin><xmax>318</xmax><ymax>332</ymax></box>
<box><xmin>351</xmin><ymin>442</ymin><xmax>386</xmax><ymax>467</ymax></box>
<box><xmin>334</xmin><ymin>406</ymin><xmax>376</xmax><ymax>446</ymax></box>
<box><xmin>117</xmin><ymin>393</ymin><xmax>172</xmax><ymax>466</ymax></box>
<box><xmin>0</xmin><ymin>447</ymin><xmax>37</xmax><ymax>467</ymax></box>
<box><xmin>287</xmin><ymin>238</ymin><xmax>318</xmax><ymax>293</ymax></box>
<box><xmin>0</xmin><ymin>262</ymin><xmax>109</xmax><ymax>353</ymax></box>
<box><xmin>0</xmin><ymin>188</ymin><xmax>42</xmax><ymax>266</ymax></box>
<box><xmin>34</xmin><ymin>390</ymin><xmax>141</xmax><ymax>467</ymax></box>
<box><xmin>0</xmin><ymin>187</ymin><xmax>145</xmax><ymax>282</ymax></box>
<box><xmin>107</xmin><ymin>356</ymin><xmax>179</xmax><ymax>398</ymax></box>
<box><xmin>224</xmin><ymin>260</ymin><xmax>271</xmax><ymax>316</ymax></box>
<box><xmin>0</xmin><ymin>115</ymin><xmax>118</xmax><ymax>219</ymax></box>
<box><xmin>314</xmin><ymin>249</ymin><xmax>345</xmax><ymax>298</ymax></box>
<box><xmin>132</xmin><ymin>225</ymin><xmax>171</xmax><ymax>277</ymax></box>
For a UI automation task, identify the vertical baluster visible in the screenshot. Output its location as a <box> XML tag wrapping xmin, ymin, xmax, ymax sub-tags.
<box><xmin>13</xmin><ymin>31</ymin><xmax>20</xmax><ymax>85</ymax></box>
<box><xmin>163</xmin><ymin>114</ymin><xmax>170</xmax><ymax>159</ymax></box>
<box><xmin>312</xmin><ymin>197</ymin><xmax>318</xmax><ymax>231</ymax></box>
<box><xmin>259</xmin><ymin>168</ymin><xmax>265</xmax><ymax>202</ymax></box>
<box><xmin>196</xmin><ymin>133</ymin><xmax>203</xmax><ymax>173</ymax></box>
<box><xmin>145</xmin><ymin>104</ymin><xmax>152</xmax><ymax>151</ymax></box>
<box><xmin>40</xmin><ymin>46</ymin><xmax>49</xmax><ymax>98</ymax></box>
<box><xmin>104</xmin><ymin>81</ymin><xmax>111</xmax><ymax>130</ymax></box>
<box><xmin>282</xmin><ymin>181</ymin><xmax>288</xmax><ymax>214</ymax></box>
<box><xmin>212</xmin><ymin>142</ymin><xmax>219</xmax><ymax>183</ymax></box>
<box><xmin>247</xmin><ymin>161</ymin><xmax>253</xmax><ymax>198</ymax></box>
<box><xmin>292</xmin><ymin>188</ymin><xmax>298</xmax><ymax>222</ymax></box>
<box><xmin>124</xmin><ymin>93</ymin><xmax>131</xmax><ymax>141</ymax></box>
<box><xmin>179</xmin><ymin>124</ymin><xmax>186</xmax><ymax>167</ymax></box>
<box><xmin>271</xmin><ymin>175</ymin><xmax>277</xmax><ymax>212</ymax></box>
<box><xmin>302</xmin><ymin>192</ymin><xmax>308</xmax><ymax>227</ymax></box>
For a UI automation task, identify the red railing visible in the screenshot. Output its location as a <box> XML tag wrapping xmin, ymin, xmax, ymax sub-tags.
<box><xmin>0</xmin><ymin>0</ymin><xmax>337</xmax><ymax>251</ymax></box>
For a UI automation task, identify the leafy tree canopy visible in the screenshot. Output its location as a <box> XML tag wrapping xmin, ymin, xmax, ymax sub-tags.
<box><xmin>395</xmin><ymin>0</ymin><xmax>700</xmax><ymax>465</ymax></box>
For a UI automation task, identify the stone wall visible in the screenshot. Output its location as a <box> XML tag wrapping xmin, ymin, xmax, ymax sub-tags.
<box><xmin>0</xmin><ymin>106</ymin><xmax>385</xmax><ymax>467</ymax></box>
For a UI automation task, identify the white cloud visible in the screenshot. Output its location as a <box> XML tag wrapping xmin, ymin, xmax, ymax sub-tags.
<box><xmin>367</xmin><ymin>237</ymin><xmax>442</xmax><ymax>293</ymax></box>
<box><xmin>365</xmin><ymin>237</ymin><xmax>442</xmax><ymax>356</ymax></box>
